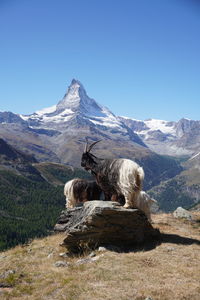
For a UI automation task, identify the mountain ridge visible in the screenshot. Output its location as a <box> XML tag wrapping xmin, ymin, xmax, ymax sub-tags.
<box><xmin>1</xmin><ymin>79</ymin><xmax>199</xmax><ymax>160</ymax></box>
<box><xmin>119</xmin><ymin>116</ymin><xmax>200</xmax><ymax>157</ymax></box>
<box><xmin>0</xmin><ymin>79</ymin><xmax>149</xmax><ymax>164</ymax></box>
<box><xmin>1</xmin><ymin>79</ymin><xmax>200</xmax><ymax>253</ymax></box>
<box><xmin>0</xmin><ymin>79</ymin><xmax>198</xmax><ymax>191</ymax></box>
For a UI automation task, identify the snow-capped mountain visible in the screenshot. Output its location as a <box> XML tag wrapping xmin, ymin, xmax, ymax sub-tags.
<box><xmin>1</xmin><ymin>78</ymin><xmax>200</xmax><ymax>164</ymax></box>
<box><xmin>119</xmin><ymin>116</ymin><xmax>200</xmax><ymax>157</ymax></box>
<box><xmin>1</xmin><ymin>78</ymin><xmax>200</xmax><ymax>207</ymax></box>
<box><xmin>20</xmin><ymin>79</ymin><xmax>129</xmax><ymax>134</ymax></box>
<box><xmin>0</xmin><ymin>79</ymin><xmax>149</xmax><ymax>165</ymax></box>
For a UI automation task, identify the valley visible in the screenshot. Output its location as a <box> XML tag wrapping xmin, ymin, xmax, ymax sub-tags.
<box><xmin>0</xmin><ymin>79</ymin><xmax>200</xmax><ymax>250</ymax></box>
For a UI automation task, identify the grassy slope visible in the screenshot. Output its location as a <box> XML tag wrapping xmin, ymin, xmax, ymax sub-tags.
<box><xmin>0</xmin><ymin>212</ymin><xmax>199</xmax><ymax>300</ymax></box>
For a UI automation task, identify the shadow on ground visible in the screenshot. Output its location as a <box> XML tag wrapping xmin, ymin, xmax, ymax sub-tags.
<box><xmin>95</xmin><ymin>231</ymin><xmax>200</xmax><ymax>254</ymax></box>
<box><xmin>128</xmin><ymin>232</ymin><xmax>200</xmax><ymax>253</ymax></box>
<box><xmin>160</xmin><ymin>233</ymin><xmax>200</xmax><ymax>245</ymax></box>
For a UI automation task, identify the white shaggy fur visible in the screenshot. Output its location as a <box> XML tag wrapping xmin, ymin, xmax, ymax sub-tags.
<box><xmin>64</xmin><ymin>178</ymin><xmax>103</xmax><ymax>209</ymax></box>
<box><xmin>135</xmin><ymin>191</ymin><xmax>157</xmax><ymax>221</ymax></box>
<box><xmin>81</xmin><ymin>140</ymin><xmax>145</xmax><ymax>209</ymax></box>
<box><xmin>64</xmin><ymin>179</ymin><xmax>77</xmax><ymax>208</ymax></box>
<box><xmin>118</xmin><ymin>159</ymin><xmax>145</xmax><ymax>208</ymax></box>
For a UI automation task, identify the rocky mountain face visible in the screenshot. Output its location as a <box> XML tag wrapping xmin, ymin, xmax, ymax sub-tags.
<box><xmin>0</xmin><ymin>80</ymin><xmax>183</xmax><ymax>190</ymax></box>
<box><xmin>0</xmin><ymin>79</ymin><xmax>200</xmax><ymax>209</ymax></box>
<box><xmin>0</xmin><ymin>80</ymin><xmax>147</xmax><ymax>163</ymax></box>
<box><xmin>0</xmin><ymin>138</ymin><xmax>35</xmax><ymax>163</ymax></box>
<box><xmin>0</xmin><ymin>138</ymin><xmax>43</xmax><ymax>180</ymax></box>
<box><xmin>119</xmin><ymin>117</ymin><xmax>200</xmax><ymax>157</ymax></box>
<box><xmin>19</xmin><ymin>79</ymin><xmax>146</xmax><ymax>146</ymax></box>
<box><xmin>2</xmin><ymin>79</ymin><xmax>199</xmax><ymax>162</ymax></box>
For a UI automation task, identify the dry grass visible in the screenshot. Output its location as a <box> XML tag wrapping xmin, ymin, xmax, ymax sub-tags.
<box><xmin>0</xmin><ymin>213</ymin><xmax>199</xmax><ymax>300</ymax></box>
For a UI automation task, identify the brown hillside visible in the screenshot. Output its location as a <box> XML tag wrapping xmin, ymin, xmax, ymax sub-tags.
<box><xmin>0</xmin><ymin>213</ymin><xmax>199</xmax><ymax>300</ymax></box>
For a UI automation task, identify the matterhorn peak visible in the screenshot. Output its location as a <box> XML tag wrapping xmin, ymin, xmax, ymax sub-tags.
<box><xmin>71</xmin><ymin>78</ymin><xmax>83</xmax><ymax>86</ymax></box>
<box><xmin>68</xmin><ymin>79</ymin><xmax>86</xmax><ymax>96</ymax></box>
<box><xmin>20</xmin><ymin>79</ymin><xmax>119</xmax><ymax>132</ymax></box>
<box><xmin>56</xmin><ymin>79</ymin><xmax>105</xmax><ymax>117</ymax></box>
<box><xmin>56</xmin><ymin>79</ymin><xmax>90</xmax><ymax>113</ymax></box>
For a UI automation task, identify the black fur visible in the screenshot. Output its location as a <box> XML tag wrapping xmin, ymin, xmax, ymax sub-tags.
<box><xmin>73</xmin><ymin>179</ymin><xmax>102</xmax><ymax>203</ymax></box>
<box><xmin>81</xmin><ymin>140</ymin><xmax>144</xmax><ymax>207</ymax></box>
<box><xmin>81</xmin><ymin>152</ymin><xmax>123</xmax><ymax>200</ymax></box>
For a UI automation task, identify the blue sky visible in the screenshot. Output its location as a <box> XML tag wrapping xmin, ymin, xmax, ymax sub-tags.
<box><xmin>0</xmin><ymin>0</ymin><xmax>199</xmax><ymax>121</ymax></box>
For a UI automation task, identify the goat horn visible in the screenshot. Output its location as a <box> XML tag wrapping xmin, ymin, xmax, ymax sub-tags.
<box><xmin>84</xmin><ymin>137</ymin><xmax>89</xmax><ymax>153</ymax></box>
<box><xmin>87</xmin><ymin>140</ymin><xmax>101</xmax><ymax>152</ymax></box>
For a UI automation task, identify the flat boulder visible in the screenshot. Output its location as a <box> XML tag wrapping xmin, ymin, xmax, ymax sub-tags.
<box><xmin>55</xmin><ymin>201</ymin><xmax>160</xmax><ymax>253</ymax></box>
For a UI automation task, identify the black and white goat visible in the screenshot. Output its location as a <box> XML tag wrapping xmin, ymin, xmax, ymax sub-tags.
<box><xmin>81</xmin><ymin>140</ymin><xmax>145</xmax><ymax>208</ymax></box>
<box><xmin>64</xmin><ymin>178</ymin><xmax>103</xmax><ymax>208</ymax></box>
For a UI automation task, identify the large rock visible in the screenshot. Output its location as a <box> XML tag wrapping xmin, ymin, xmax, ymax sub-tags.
<box><xmin>173</xmin><ymin>206</ymin><xmax>193</xmax><ymax>220</ymax></box>
<box><xmin>54</xmin><ymin>201</ymin><xmax>160</xmax><ymax>252</ymax></box>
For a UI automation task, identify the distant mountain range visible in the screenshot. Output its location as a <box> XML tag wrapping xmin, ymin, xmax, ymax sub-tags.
<box><xmin>118</xmin><ymin>116</ymin><xmax>200</xmax><ymax>157</ymax></box>
<box><xmin>0</xmin><ymin>79</ymin><xmax>200</xmax><ymax>209</ymax></box>
<box><xmin>1</xmin><ymin>79</ymin><xmax>200</xmax><ymax>161</ymax></box>
<box><xmin>0</xmin><ymin>79</ymin><xmax>148</xmax><ymax>164</ymax></box>
<box><xmin>0</xmin><ymin>79</ymin><xmax>200</xmax><ymax>251</ymax></box>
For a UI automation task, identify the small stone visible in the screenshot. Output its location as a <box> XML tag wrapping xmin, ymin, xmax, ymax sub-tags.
<box><xmin>0</xmin><ymin>270</ymin><xmax>15</xmax><ymax>279</ymax></box>
<box><xmin>76</xmin><ymin>258</ymin><xmax>91</xmax><ymax>265</ymax></box>
<box><xmin>0</xmin><ymin>282</ymin><xmax>13</xmax><ymax>288</ymax></box>
<box><xmin>88</xmin><ymin>252</ymin><xmax>96</xmax><ymax>258</ymax></box>
<box><xmin>47</xmin><ymin>253</ymin><xmax>54</xmax><ymax>259</ymax></box>
<box><xmin>54</xmin><ymin>261</ymin><xmax>70</xmax><ymax>268</ymax></box>
<box><xmin>76</xmin><ymin>254</ymin><xmax>103</xmax><ymax>265</ymax></box>
<box><xmin>59</xmin><ymin>252</ymin><xmax>69</xmax><ymax>258</ymax></box>
<box><xmin>91</xmin><ymin>254</ymin><xmax>104</xmax><ymax>262</ymax></box>
<box><xmin>166</xmin><ymin>246</ymin><xmax>175</xmax><ymax>252</ymax></box>
<box><xmin>98</xmin><ymin>246</ymin><xmax>107</xmax><ymax>252</ymax></box>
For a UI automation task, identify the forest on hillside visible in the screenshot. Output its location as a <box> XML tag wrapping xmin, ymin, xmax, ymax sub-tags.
<box><xmin>0</xmin><ymin>166</ymin><xmax>91</xmax><ymax>251</ymax></box>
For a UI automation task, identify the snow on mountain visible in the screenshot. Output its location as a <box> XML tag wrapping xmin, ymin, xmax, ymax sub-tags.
<box><xmin>56</xmin><ymin>79</ymin><xmax>104</xmax><ymax>116</ymax></box>
<box><xmin>35</xmin><ymin>105</ymin><xmax>57</xmax><ymax>115</ymax></box>
<box><xmin>119</xmin><ymin>116</ymin><xmax>176</xmax><ymax>139</ymax></box>
<box><xmin>1</xmin><ymin>79</ymin><xmax>200</xmax><ymax>159</ymax></box>
<box><xmin>189</xmin><ymin>152</ymin><xmax>200</xmax><ymax>161</ymax></box>
<box><xmin>21</xmin><ymin>106</ymin><xmax>74</xmax><ymax>126</ymax></box>
<box><xmin>20</xmin><ymin>79</ymin><xmax>126</xmax><ymax>131</ymax></box>
<box><xmin>144</xmin><ymin>119</ymin><xmax>176</xmax><ymax>134</ymax></box>
<box><xmin>118</xmin><ymin>116</ymin><xmax>200</xmax><ymax>156</ymax></box>
<box><xmin>136</xmin><ymin>119</ymin><xmax>176</xmax><ymax>138</ymax></box>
